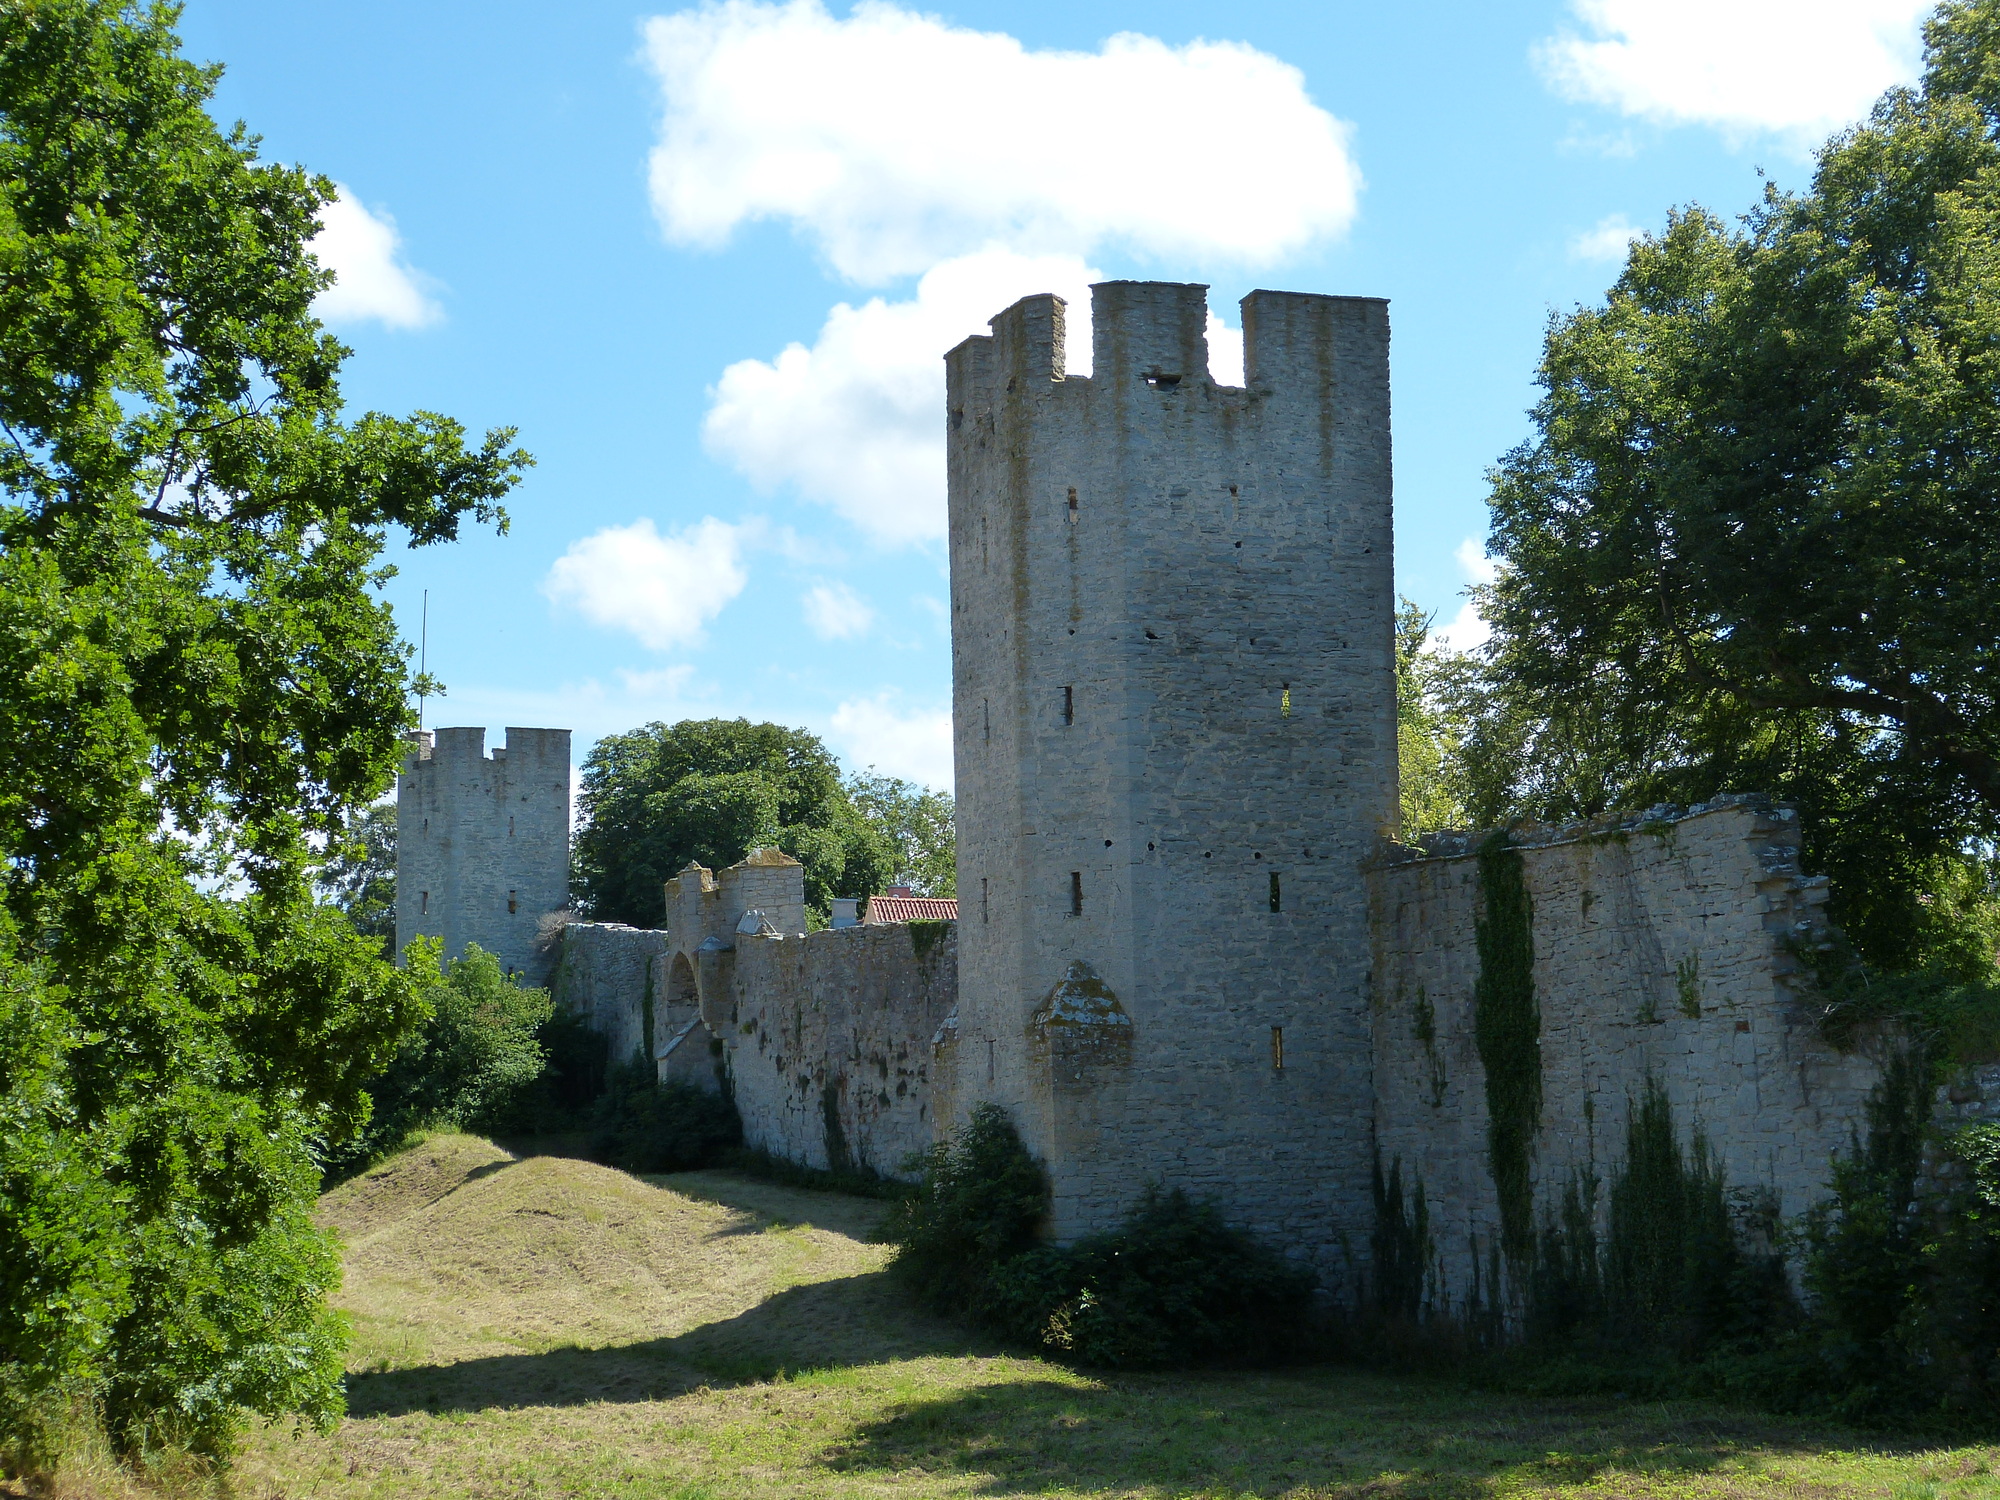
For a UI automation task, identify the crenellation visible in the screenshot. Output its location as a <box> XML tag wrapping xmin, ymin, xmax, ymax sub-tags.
<box><xmin>406</xmin><ymin>281</ymin><xmax>1916</xmax><ymax>1331</ymax></box>
<box><xmin>946</xmin><ymin>278</ymin><xmax>1395</xmax><ymax>1284</ymax></box>
<box><xmin>396</xmin><ymin>725</ymin><xmax>571</xmax><ymax>982</ymax></box>
<box><xmin>1090</xmin><ymin>280</ymin><xmax>1209</xmax><ymax>384</ymax></box>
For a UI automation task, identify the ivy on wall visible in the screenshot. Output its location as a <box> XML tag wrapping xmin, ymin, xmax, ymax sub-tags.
<box><xmin>1474</xmin><ymin>832</ymin><xmax>1541</xmax><ymax>1264</ymax></box>
<box><xmin>1371</xmin><ymin>1156</ymin><xmax>1434</xmax><ymax>1322</ymax></box>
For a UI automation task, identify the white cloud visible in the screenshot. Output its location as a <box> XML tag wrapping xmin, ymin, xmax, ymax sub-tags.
<box><xmin>1536</xmin><ymin>0</ymin><xmax>1928</xmax><ymax>143</ymax></box>
<box><xmin>310</xmin><ymin>186</ymin><xmax>442</xmax><ymax>329</ymax></box>
<box><xmin>1570</xmin><ymin>214</ymin><xmax>1644</xmax><ymax>263</ymax></box>
<box><xmin>642</xmin><ymin>0</ymin><xmax>1360</xmax><ymax>283</ymax></box>
<box><xmin>1455</xmin><ymin>535</ymin><xmax>1499</xmax><ymax>587</ymax></box>
<box><xmin>704</xmin><ymin>248</ymin><xmax>1101</xmax><ymax>544</ymax></box>
<box><xmin>542</xmin><ymin>516</ymin><xmax>751</xmax><ymax>650</ymax></box>
<box><xmin>802</xmin><ymin>581</ymin><xmax>875</xmax><ymax>640</ymax></box>
<box><xmin>1206</xmin><ymin>313</ymin><xmax>1245</xmax><ymax>387</ymax></box>
<box><xmin>1434</xmin><ymin>537</ymin><xmax>1498</xmax><ymax>653</ymax></box>
<box><xmin>829</xmin><ymin>692</ymin><xmax>954</xmax><ymax>789</ymax></box>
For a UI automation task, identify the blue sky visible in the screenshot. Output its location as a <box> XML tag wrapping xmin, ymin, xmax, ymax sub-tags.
<box><xmin>177</xmin><ymin>0</ymin><xmax>1931</xmax><ymax>791</ymax></box>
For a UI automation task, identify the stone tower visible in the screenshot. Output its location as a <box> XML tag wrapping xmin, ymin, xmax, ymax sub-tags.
<box><xmin>945</xmin><ymin>281</ymin><xmax>1395</xmax><ymax>1280</ymax></box>
<box><xmin>396</xmin><ymin>726</ymin><xmax>572</xmax><ymax>981</ymax></box>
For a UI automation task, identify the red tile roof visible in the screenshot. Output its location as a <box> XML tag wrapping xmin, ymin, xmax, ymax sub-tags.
<box><xmin>863</xmin><ymin>895</ymin><xmax>958</xmax><ymax>924</ymax></box>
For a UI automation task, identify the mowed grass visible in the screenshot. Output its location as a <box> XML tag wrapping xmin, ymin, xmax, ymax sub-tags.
<box><xmin>226</xmin><ymin>1134</ymin><xmax>2000</xmax><ymax>1499</ymax></box>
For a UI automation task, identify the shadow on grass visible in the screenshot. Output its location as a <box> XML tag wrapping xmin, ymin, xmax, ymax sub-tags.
<box><xmin>344</xmin><ymin>1269</ymin><xmax>984</xmax><ymax>1417</ymax></box>
<box><xmin>822</xmin><ymin>1372</ymin><xmax>1925</xmax><ymax>1499</ymax></box>
<box><xmin>342</xmin><ymin>1274</ymin><xmax>1934</xmax><ymax>1500</ymax></box>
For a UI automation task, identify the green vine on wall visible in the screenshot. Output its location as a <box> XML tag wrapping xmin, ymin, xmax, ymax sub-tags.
<box><xmin>1371</xmin><ymin>1155</ymin><xmax>1435</xmax><ymax>1323</ymax></box>
<box><xmin>1413</xmin><ymin>986</ymin><xmax>1446</xmax><ymax>1108</ymax></box>
<box><xmin>908</xmin><ymin>918</ymin><xmax>951</xmax><ymax>965</ymax></box>
<box><xmin>640</xmin><ymin>958</ymin><xmax>657</xmax><ymax>1068</ymax></box>
<box><xmin>1474</xmin><ymin>831</ymin><xmax>1541</xmax><ymax>1265</ymax></box>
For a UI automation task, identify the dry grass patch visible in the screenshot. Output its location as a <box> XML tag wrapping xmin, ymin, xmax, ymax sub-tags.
<box><xmin>222</xmin><ymin>1136</ymin><xmax>2000</xmax><ymax>1500</ymax></box>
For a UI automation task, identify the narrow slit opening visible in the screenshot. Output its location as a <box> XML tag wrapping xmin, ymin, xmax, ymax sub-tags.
<box><xmin>1270</xmin><ymin>872</ymin><xmax>1282</xmax><ymax>913</ymax></box>
<box><xmin>1069</xmin><ymin>871</ymin><xmax>1082</xmax><ymax>916</ymax></box>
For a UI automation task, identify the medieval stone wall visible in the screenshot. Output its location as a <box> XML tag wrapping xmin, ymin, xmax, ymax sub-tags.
<box><xmin>553</xmin><ymin>922</ymin><xmax>670</xmax><ymax>1068</ymax></box>
<box><xmin>553</xmin><ymin>851</ymin><xmax>955</xmax><ymax>1178</ymax></box>
<box><xmin>944</xmin><ymin>281</ymin><xmax>1395</xmax><ymax>1285</ymax></box>
<box><xmin>718</xmin><ymin>922</ymin><xmax>957</xmax><ymax>1178</ymax></box>
<box><xmin>1369</xmin><ymin>797</ymin><xmax>1888</xmax><ymax>1314</ymax></box>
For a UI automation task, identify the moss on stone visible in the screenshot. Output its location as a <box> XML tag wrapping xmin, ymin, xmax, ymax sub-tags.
<box><xmin>908</xmin><ymin>919</ymin><xmax>951</xmax><ymax>965</ymax></box>
<box><xmin>1474</xmin><ymin>831</ymin><xmax>1541</xmax><ymax>1266</ymax></box>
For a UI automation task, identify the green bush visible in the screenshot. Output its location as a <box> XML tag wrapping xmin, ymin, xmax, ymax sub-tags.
<box><xmin>887</xmin><ymin>1103</ymin><xmax>1048</xmax><ymax>1314</ymax></box>
<box><xmin>1796</xmin><ymin>1053</ymin><xmax>2000</xmax><ymax>1422</ymax></box>
<box><xmin>588</xmin><ymin>1062</ymin><xmax>741</xmax><ymax>1174</ymax></box>
<box><xmin>319</xmin><ymin>938</ymin><xmax>739</xmax><ymax>1178</ymax></box>
<box><xmin>887</xmin><ymin>1105</ymin><xmax>1315</xmax><ymax>1368</ymax></box>
<box><xmin>493</xmin><ymin>999</ymin><xmax>611</xmax><ymax>1139</ymax></box>
<box><xmin>321</xmin><ymin>943</ymin><xmax>550</xmax><ymax>1180</ymax></box>
<box><xmin>1513</xmin><ymin>1081</ymin><xmax>1793</xmax><ymax>1368</ymax></box>
<box><xmin>984</xmin><ymin>1187</ymin><xmax>1317</xmax><ymax>1369</ymax></box>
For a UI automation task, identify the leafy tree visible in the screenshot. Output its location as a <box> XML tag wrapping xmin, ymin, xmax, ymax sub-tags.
<box><xmin>573</xmin><ymin>719</ymin><xmax>895</xmax><ymax>926</ymax></box>
<box><xmin>1394</xmin><ymin>600</ymin><xmax>1467</xmax><ymax>842</ymax></box>
<box><xmin>320</xmin><ymin>801</ymin><xmax>396</xmax><ymax>949</ymax></box>
<box><xmin>321</xmin><ymin>943</ymin><xmax>550</xmax><ymax>1180</ymax></box>
<box><xmin>1473</xmin><ymin>0</ymin><xmax>2000</xmax><ymax>974</ymax></box>
<box><xmin>847</xmin><ymin>770</ymin><xmax>955</xmax><ymax>896</ymax></box>
<box><xmin>0</xmin><ymin>0</ymin><xmax>528</xmax><ymax>1460</ymax></box>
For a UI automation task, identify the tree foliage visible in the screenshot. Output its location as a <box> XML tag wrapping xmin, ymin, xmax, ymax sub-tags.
<box><xmin>573</xmin><ymin>719</ymin><xmax>895</xmax><ymax>926</ymax></box>
<box><xmin>320</xmin><ymin>943</ymin><xmax>550</xmax><ymax>1180</ymax></box>
<box><xmin>846</xmin><ymin>771</ymin><xmax>955</xmax><ymax>896</ymax></box>
<box><xmin>1395</xmin><ymin>600</ymin><xmax>1468</xmax><ymax>841</ymax></box>
<box><xmin>0</xmin><ymin>0</ymin><xmax>528</xmax><ymax>1459</ymax></box>
<box><xmin>320</xmin><ymin>801</ymin><xmax>395</xmax><ymax>949</ymax></box>
<box><xmin>1469</xmin><ymin>0</ymin><xmax>2000</xmax><ymax>974</ymax></box>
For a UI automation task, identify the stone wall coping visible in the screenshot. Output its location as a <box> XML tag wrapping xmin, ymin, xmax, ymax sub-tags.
<box><xmin>1375</xmin><ymin>793</ymin><xmax>1788</xmax><ymax>869</ymax></box>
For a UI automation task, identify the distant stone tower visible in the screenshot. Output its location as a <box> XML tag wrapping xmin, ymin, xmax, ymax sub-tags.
<box><xmin>945</xmin><ymin>282</ymin><xmax>1395</xmax><ymax>1279</ymax></box>
<box><xmin>397</xmin><ymin>726</ymin><xmax>572</xmax><ymax>981</ymax></box>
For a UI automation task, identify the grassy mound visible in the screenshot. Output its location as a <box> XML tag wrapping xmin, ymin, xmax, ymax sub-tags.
<box><xmin>319</xmin><ymin>1131</ymin><xmax>949</xmax><ymax>1387</ymax></box>
<box><xmin>216</xmin><ymin>1136</ymin><xmax>2000</xmax><ymax>1500</ymax></box>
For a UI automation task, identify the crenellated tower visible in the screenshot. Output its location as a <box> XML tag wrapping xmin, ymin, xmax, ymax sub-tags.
<box><xmin>945</xmin><ymin>281</ymin><xmax>1395</xmax><ymax>1279</ymax></box>
<box><xmin>396</xmin><ymin>726</ymin><xmax>572</xmax><ymax>981</ymax></box>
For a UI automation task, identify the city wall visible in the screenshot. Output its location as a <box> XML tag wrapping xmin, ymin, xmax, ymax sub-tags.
<box><xmin>1369</xmin><ymin>796</ymin><xmax>1891</xmax><ymax>1313</ymax></box>
<box><xmin>555</xmin><ymin>850</ymin><xmax>956</xmax><ymax>1180</ymax></box>
<box><xmin>720</xmin><ymin>921</ymin><xmax>956</xmax><ymax>1177</ymax></box>
<box><xmin>552</xmin><ymin>921</ymin><xmax>672</xmax><ymax>1070</ymax></box>
<box><xmin>411</xmin><ymin>276</ymin><xmax>1922</xmax><ymax>1304</ymax></box>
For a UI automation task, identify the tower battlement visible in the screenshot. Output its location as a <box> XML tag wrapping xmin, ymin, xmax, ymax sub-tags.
<box><xmin>946</xmin><ymin>280</ymin><xmax>1395</xmax><ymax>1269</ymax></box>
<box><xmin>396</xmin><ymin>726</ymin><xmax>572</xmax><ymax>981</ymax></box>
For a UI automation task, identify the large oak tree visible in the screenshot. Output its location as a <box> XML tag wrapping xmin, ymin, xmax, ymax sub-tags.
<box><xmin>0</xmin><ymin>0</ymin><xmax>527</xmax><ymax>1459</ymax></box>
<box><xmin>1473</xmin><ymin>0</ymin><xmax>2000</xmax><ymax>973</ymax></box>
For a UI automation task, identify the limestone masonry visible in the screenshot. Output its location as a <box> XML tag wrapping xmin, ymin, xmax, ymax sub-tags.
<box><xmin>943</xmin><ymin>282</ymin><xmax>1393</xmax><ymax>1271</ymax></box>
<box><xmin>397</xmin><ymin>726</ymin><xmax>571</xmax><ymax>982</ymax></box>
<box><xmin>1371</xmin><ymin>797</ymin><xmax>1884</xmax><ymax>1313</ymax></box>
<box><xmin>404</xmin><ymin>280</ymin><xmax>1924</xmax><ymax>1315</ymax></box>
<box><xmin>553</xmin><ymin>851</ymin><xmax>955</xmax><ymax>1176</ymax></box>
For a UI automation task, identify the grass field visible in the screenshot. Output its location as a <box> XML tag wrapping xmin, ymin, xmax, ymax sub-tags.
<box><xmin>220</xmin><ymin>1134</ymin><xmax>2000</xmax><ymax>1499</ymax></box>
